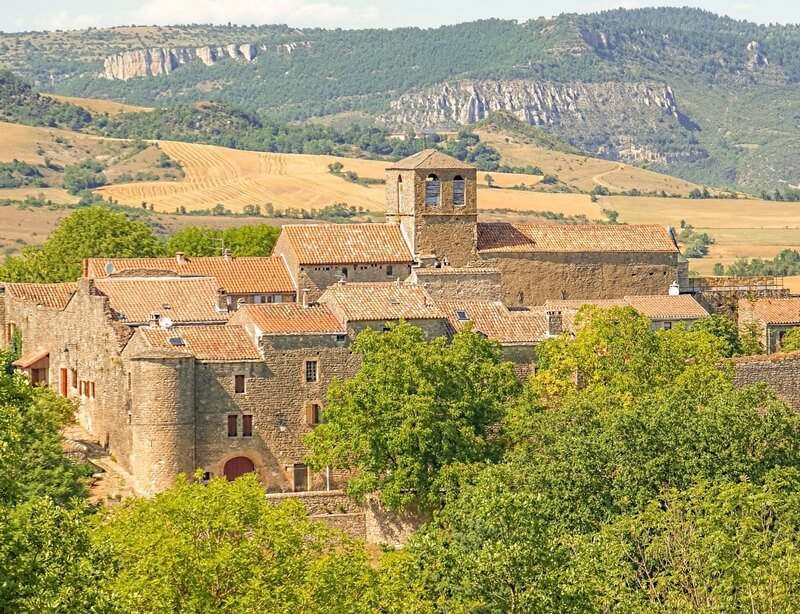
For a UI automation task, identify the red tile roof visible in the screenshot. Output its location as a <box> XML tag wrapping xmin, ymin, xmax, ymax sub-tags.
<box><xmin>477</xmin><ymin>223</ymin><xmax>679</xmax><ymax>253</ymax></box>
<box><xmin>137</xmin><ymin>325</ymin><xmax>260</xmax><ymax>360</ymax></box>
<box><xmin>387</xmin><ymin>149</ymin><xmax>475</xmax><ymax>170</ymax></box>
<box><xmin>93</xmin><ymin>277</ymin><xmax>227</xmax><ymax>324</ymax></box>
<box><xmin>543</xmin><ymin>295</ymin><xmax>709</xmax><ymax>321</ymax></box>
<box><xmin>438</xmin><ymin>300</ymin><xmax>548</xmax><ymax>344</ymax></box>
<box><xmin>12</xmin><ymin>348</ymin><xmax>50</xmax><ymax>368</ymax></box>
<box><xmin>4</xmin><ymin>282</ymin><xmax>76</xmax><ymax>309</ymax></box>
<box><xmin>319</xmin><ymin>282</ymin><xmax>444</xmax><ymax>322</ymax></box>
<box><xmin>231</xmin><ymin>303</ymin><xmax>345</xmax><ymax>335</ymax></box>
<box><xmin>742</xmin><ymin>298</ymin><xmax>800</xmax><ymax>325</ymax></box>
<box><xmin>280</xmin><ymin>224</ymin><xmax>413</xmax><ymax>265</ymax></box>
<box><xmin>84</xmin><ymin>256</ymin><xmax>295</xmax><ymax>295</ymax></box>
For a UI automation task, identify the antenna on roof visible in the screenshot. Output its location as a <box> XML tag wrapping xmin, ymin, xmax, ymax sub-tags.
<box><xmin>104</xmin><ymin>262</ymin><xmax>115</xmax><ymax>275</ymax></box>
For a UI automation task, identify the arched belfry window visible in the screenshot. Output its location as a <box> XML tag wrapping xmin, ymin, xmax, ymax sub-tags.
<box><xmin>453</xmin><ymin>175</ymin><xmax>466</xmax><ymax>206</ymax></box>
<box><xmin>425</xmin><ymin>174</ymin><xmax>441</xmax><ymax>206</ymax></box>
<box><xmin>396</xmin><ymin>175</ymin><xmax>403</xmax><ymax>207</ymax></box>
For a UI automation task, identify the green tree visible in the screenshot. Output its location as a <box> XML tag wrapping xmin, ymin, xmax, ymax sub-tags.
<box><xmin>163</xmin><ymin>226</ymin><xmax>224</xmax><ymax>257</ymax></box>
<box><xmin>0</xmin><ymin>499</ymin><xmax>113</xmax><ymax>612</ymax></box>
<box><xmin>578</xmin><ymin>471</ymin><xmax>800</xmax><ymax>611</ymax></box>
<box><xmin>223</xmin><ymin>224</ymin><xmax>281</xmax><ymax>256</ymax></box>
<box><xmin>304</xmin><ymin>323</ymin><xmax>521</xmax><ymax>511</ymax></box>
<box><xmin>62</xmin><ymin>159</ymin><xmax>107</xmax><ymax>195</ymax></box>
<box><xmin>405</xmin><ymin>464</ymin><xmax>587</xmax><ymax>613</ymax></box>
<box><xmin>0</xmin><ymin>207</ymin><xmax>161</xmax><ymax>283</ymax></box>
<box><xmin>97</xmin><ymin>474</ymin><xmax>378</xmax><ymax>612</ymax></box>
<box><xmin>780</xmin><ymin>327</ymin><xmax>800</xmax><ymax>352</ymax></box>
<box><xmin>506</xmin><ymin>307</ymin><xmax>800</xmax><ymax>533</ymax></box>
<box><xmin>165</xmin><ymin>224</ymin><xmax>281</xmax><ymax>257</ymax></box>
<box><xmin>689</xmin><ymin>314</ymin><xmax>743</xmax><ymax>357</ymax></box>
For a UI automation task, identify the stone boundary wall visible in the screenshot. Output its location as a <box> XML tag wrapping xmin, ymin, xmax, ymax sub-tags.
<box><xmin>733</xmin><ymin>351</ymin><xmax>800</xmax><ymax>411</ymax></box>
<box><xmin>265</xmin><ymin>490</ymin><xmax>428</xmax><ymax>545</ymax></box>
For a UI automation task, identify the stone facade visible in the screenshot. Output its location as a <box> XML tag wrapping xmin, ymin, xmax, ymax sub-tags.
<box><xmin>733</xmin><ymin>352</ymin><xmax>800</xmax><ymax>412</ymax></box>
<box><xmin>483</xmin><ymin>251</ymin><xmax>680</xmax><ymax>306</ymax></box>
<box><xmin>410</xmin><ymin>267</ymin><xmax>502</xmax><ymax>301</ymax></box>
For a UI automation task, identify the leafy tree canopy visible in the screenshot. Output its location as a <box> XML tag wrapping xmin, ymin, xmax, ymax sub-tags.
<box><xmin>164</xmin><ymin>224</ymin><xmax>280</xmax><ymax>257</ymax></box>
<box><xmin>304</xmin><ymin>322</ymin><xmax>521</xmax><ymax>511</ymax></box>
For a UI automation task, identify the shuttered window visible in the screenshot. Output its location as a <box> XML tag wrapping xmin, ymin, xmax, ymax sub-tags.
<box><xmin>453</xmin><ymin>175</ymin><xmax>466</xmax><ymax>206</ymax></box>
<box><xmin>425</xmin><ymin>174</ymin><xmax>441</xmax><ymax>206</ymax></box>
<box><xmin>242</xmin><ymin>414</ymin><xmax>253</xmax><ymax>437</ymax></box>
<box><xmin>227</xmin><ymin>415</ymin><xmax>237</xmax><ymax>437</ymax></box>
<box><xmin>234</xmin><ymin>374</ymin><xmax>245</xmax><ymax>394</ymax></box>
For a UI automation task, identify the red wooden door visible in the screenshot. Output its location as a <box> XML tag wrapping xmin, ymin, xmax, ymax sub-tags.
<box><xmin>60</xmin><ymin>369</ymin><xmax>68</xmax><ymax>396</ymax></box>
<box><xmin>223</xmin><ymin>456</ymin><xmax>255</xmax><ymax>481</ymax></box>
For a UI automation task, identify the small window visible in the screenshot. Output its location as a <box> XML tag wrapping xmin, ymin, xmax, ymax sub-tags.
<box><xmin>234</xmin><ymin>374</ymin><xmax>245</xmax><ymax>394</ymax></box>
<box><xmin>386</xmin><ymin>265</ymin><xmax>393</xmax><ymax>277</ymax></box>
<box><xmin>425</xmin><ymin>174</ymin><xmax>441</xmax><ymax>206</ymax></box>
<box><xmin>517</xmin><ymin>291</ymin><xmax>525</xmax><ymax>305</ymax></box>
<box><xmin>456</xmin><ymin>310</ymin><xmax>470</xmax><ymax>321</ymax></box>
<box><xmin>306</xmin><ymin>402</ymin><xmax>325</xmax><ymax>425</ymax></box>
<box><xmin>71</xmin><ymin>369</ymin><xmax>78</xmax><ymax>388</ymax></box>
<box><xmin>242</xmin><ymin>414</ymin><xmax>253</xmax><ymax>437</ymax></box>
<box><xmin>202</xmin><ymin>471</ymin><xmax>211</xmax><ymax>481</ymax></box>
<box><xmin>663</xmin><ymin>321</ymin><xmax>673</xmax><ymax>330</ymax></box>
<box><xmin>341</xmin><ymin>267</ymin><xmax>348</xmax><ymax>279</ymax></box>
<box><xmin>453</xmin><ymin>175</ymin><xmax>466</xmax><ymax>206</ymax></box>
<box><xmin>305</xmin><ymin>360</ymin><xmax>319</xmax><ymax>383</ymax></box>
<box><xmin>227</xmin><ymin>415</ymin><xmax>238</xmax><ymax>437</ymax></box>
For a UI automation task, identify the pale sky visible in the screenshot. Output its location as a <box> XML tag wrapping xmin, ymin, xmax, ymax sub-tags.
<box><xmin>1</xmin><ymin>0</ymin><xmax>798</xmax><ymax>33</ymax></box>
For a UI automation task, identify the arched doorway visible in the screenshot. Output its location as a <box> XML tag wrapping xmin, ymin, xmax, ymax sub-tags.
<box><xmin>223</xmin><ymin>456</ymin><xmax>255</xmax><ymax>481</ymax></box>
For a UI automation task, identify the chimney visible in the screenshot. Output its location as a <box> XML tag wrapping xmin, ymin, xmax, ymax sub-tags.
<box><xmin>546</xmin><ymin>310</ymin><xmax>563</xmax><ymax>337</ymax></box>
<box><xmin>175</xmin><ymin>252</ymin><xmax>187</xmax><ymax>265</ymax></box>
<box><xmin>301</xmin><ymin>288</ymin><xmax>309</xmax><ymax>308</ymax></box>
<box><xmin>236</xmin><ymin>297</ymin><xmax>246</xmax><ymax>310</ymax></box>
<box><xmin>668</xmin><ymin>281</ymin><xmax>680</xmax><ymax>296</ymax></box>
<box><xmin>217</xmin><ymin>288</ymin><xmax>229</xmax><ymax>312</ymax></box>
<box><xmin>223</xmin><ymin>248</ymin><xmax>233</xmax><ymax>262</ymax></box>
<box><xmin>148</xmin><ymin>312</ymin><xmax>161</xmax><ymax>328</ymax></box>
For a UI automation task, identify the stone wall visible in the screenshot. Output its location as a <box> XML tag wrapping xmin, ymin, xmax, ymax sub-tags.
<box><xmin>695</xmin><ymin>288</ymin><xmax>789</xmax><ymax>319</ymax></box>
<box><xmin>482</xmin><ymin>251</ymin><xmax>680</xmax><ymax>305</ymax></box>
<box><xmin>299</xmin><ymin>263</ymin><xmax>412</xmax><ymax>302</ymax></box>
<box><xmin>2</xmin><ymin>280</ymin><xmax>134</xmax><ymax>475</ymax></box>
<box><xmin>348</xmin><ymin>318</ymin><xmax>450</xmax><ymax>341</ymax></box>
<box><xmin>733</xmin><ymin>352</ymin><xmax>800</xmax><ymax>411</ymax></box>
<box><xmin>411</xmin><ymin>267</ymin><xmax>502</xmax><ymax>301</ymax></box>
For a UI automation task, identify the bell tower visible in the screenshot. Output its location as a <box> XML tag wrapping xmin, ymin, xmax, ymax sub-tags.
<box><xmin>385</xmin><ymin>149</ymin><xmax>478</xmax><ymax>267</ymax></box>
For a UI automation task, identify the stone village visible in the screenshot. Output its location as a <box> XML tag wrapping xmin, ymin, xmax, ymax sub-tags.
<box><xmin>2</xmin><ymin>150</ymin><xmax>799</xmax><ymax>541</ymax></box>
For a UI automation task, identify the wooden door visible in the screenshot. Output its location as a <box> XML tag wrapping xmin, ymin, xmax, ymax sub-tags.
<box><xmin>223</xmin><ymin>456</ymin><xmax>255</xmax><ymax>481</ymax></box>
<box><xmin>293</xmin><ymin>463</ymin><xmax>308</xmax><ymax>492</ymax></box>
<box><xmin>60</xmin><ymin>368</ymin><xmax>68</xmax><ymax>396</ymax></box>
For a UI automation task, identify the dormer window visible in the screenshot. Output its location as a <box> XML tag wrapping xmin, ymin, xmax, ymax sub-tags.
<box><xmin>453</xmin><ymin>175</ymin><xmax>466</xmax><ymax>206</ymax></box>
<box><xmin>425</xmin><ymin>174</ymin><xmax>441</xmax><ymax>206</ymax></box>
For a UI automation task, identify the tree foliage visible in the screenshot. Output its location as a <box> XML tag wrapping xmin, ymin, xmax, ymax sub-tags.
<box><xmin>164</xmin><ymin>224</ymin><xmax>280</xmax><ymax>257</ymax></box>
<box><xmin>304</xmin><ymin>323</ymin><xmax>520</xmax><ymax>511</ymax></box>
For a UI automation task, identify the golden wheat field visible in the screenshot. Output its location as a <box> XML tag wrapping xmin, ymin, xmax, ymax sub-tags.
<box><xmin>97</xmin><ymin>140</ymin><xmax>547</xmax><ymax>213</ymax></box>
<box><xmin>41</xmin><ymin>94</ymin><xmax>153</xmax><ymax>115</ymax></box>
<box><xmin>476</xmin><ymin>129</ymin><xmax>706</xmax><ymax>196</ymax></box>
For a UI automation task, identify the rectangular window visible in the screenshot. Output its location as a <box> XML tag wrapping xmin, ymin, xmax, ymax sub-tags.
<box><xmin>306</xmin><ymin>402</ymin><xmax>325</xmax><ymax>426</ymax></box>
<box><xmin>242</xmin><ymin>414</ymin><xmax>253</xmax><ymax>437</ymax></box>
<box><xmin>234</xmin><ymin>374</ymin><xmax>245</xmax><ymax>394</ymax></box>
<box><xmin>386</xmin><ymin>265</ymin><xmax>393</xmax><ymax>277</ymax></box>
<box><xmin>663</xmin><ymin>321</ymin><xmax>673</xmax><ymax>330</ymax></box>
<box><xmin>227</xmin><ymin>415</ymin><xmax>238</xmax><ymax>437</ymax></box>
<box><xmin>71</xmin><ymin>369</ymin><xmax>78</xmax><ymax>388</ymax></box>
<box><xmin>453</xmin><ymin>177</ymin><xmax>466</xmax><ymax>206</ymax></box>
<box><xmin>305</xmin><ymin>360</ymin><xmax>318</xmax><ymax>383</ymax></box>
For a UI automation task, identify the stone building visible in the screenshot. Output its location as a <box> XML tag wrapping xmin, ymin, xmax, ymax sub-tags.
<box><xmin>83</xmin><ymin>253</ymin><xmax>297</xmax><ymax>308</ymax></box>
<box><xmin>738</xmin><ymin>297</ymin><xmax>800</xmax><ymax>353</ymax></box>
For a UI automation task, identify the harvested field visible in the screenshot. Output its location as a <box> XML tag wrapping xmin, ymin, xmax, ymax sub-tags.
<box><xmin>97</xmin><ymin>140</ymin><xmax>545</xmax><ymax>213</ymax></box>
<box><xmin>41</xmin><ymin>94</ymin><xmax>153</xmax><ymax>115</ymax></box>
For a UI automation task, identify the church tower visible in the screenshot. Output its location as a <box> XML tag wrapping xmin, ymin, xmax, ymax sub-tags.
<box><xmin>385</xmin><ymin>149</ymin><xmax>478</xmax><ymax>267</ymax></box>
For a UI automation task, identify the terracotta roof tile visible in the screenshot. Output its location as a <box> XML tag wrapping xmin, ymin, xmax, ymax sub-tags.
<box><xmin>477</xmin><ymin>223</ymin><xmax>679</xmax><ymax>253</ymax></box>
<box><xmin>319</xmin><ymin>282</ymin><xmax>444</xmax><ymax>322</ymax></box>
<box><xmin>85</xmin><ymin>256</ymin><xmax>295</xmax><ymax>295</ymax></box>
<box><xmin>387</xmin><ymin>149</ymin><xmax>475</xmax><ymax>170</ymax></box>
<box><xmin>281</xmin><ymin>224</ymin><xmax>413</xmax><ymax>265</ymax></box>
<box><xmin>742</xmin><ymin>298</ymin><xmax>800</xmax><ymax>325</ymax></box>
<box><xmin>12</xmin><ymin>348</ymin><xmax>50</xmax><ymax>368</ymax></box>
<box><xmin>93</xmin><ymin>277</ymin><xmax>227</xmax><ymax>324</ymax></box>
<box><xmin>231</xmin><ymin>303</ymin><xmax>344</xmax><ymax>335</ymax></box>
<box><xmin>543</xmin><ymin>295</ymin><xmax>709</xmax><ymax>321</ymax></box>
<box><xmin>413</xmin><ymin>266</ymin><xmax>500</xmax><ymax>276</ymax></box>
<box><xmin>137</xmin><ymin>325</ymin><xmax>260</xmax><ymax>360</ymax></box>
<box><xmin>437</xmin><ymin>300</ymin><xmax>548</xmax><ymax>344</ymax></box>
<box><xmin>4</xmin><ymin>282</ymin><xmax>76</xmax><ymax>309</ymax></box>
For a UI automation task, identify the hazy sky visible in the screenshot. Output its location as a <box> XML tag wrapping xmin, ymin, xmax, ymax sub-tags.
<box><xmin>2</xmin><ymin>0</ymin><xmax>799</xmax><ymax>33</ymax></box>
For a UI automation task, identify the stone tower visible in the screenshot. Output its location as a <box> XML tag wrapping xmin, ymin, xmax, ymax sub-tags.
<box><xmin>385</xmin><ymin>149</ymin><xmax>478</xmax><ymax>267</ymax></box>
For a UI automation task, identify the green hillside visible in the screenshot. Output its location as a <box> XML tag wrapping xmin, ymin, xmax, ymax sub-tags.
<box><xmin>2</xmin><ymin>8</ymin><xmax>800</xmax><ymax>191</ymax></box>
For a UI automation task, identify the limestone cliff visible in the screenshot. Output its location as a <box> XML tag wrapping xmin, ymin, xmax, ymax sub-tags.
<box><xmin>378</xmin><ymin>79</ymin><xmax>706</xmax><ymax>163</ymax></box>
<box><xmin>102</xmin><ymin>41</ymin><xmax>310</xmax><ymax>80</ymax></box>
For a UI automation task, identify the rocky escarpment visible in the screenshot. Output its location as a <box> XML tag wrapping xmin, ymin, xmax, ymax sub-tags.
<box><xmin>379</xmin><ymin>79</ymin><xmax>706</xmax><ymax>163</ymax></box>
<box><xmin>102</xmin><ymin>42</ymin><xmax>310</xmax><ymax>80</ymax></box>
